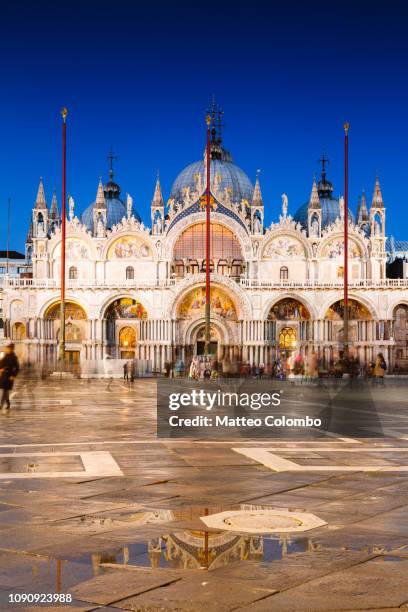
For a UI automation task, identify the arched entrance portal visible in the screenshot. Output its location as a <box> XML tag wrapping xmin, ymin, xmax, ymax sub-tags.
<box><xmin>268</xmin><ymin>298</ymin><xmax>310</xmax><ymax>370</ymax></box>
<box><xmin>104</xmin><ymin>298</ymin><xmax>147</xmax><ymax>359</ymax></box>
<box><xmin>119</xmin><ymin>326</ymin><xmax>137</xmax><ymax>359</ymax></box>
<box><xmin>175</xmin><ymin>285</ymin><xmax>240</xmax><ymax>367</ymax></box>
<box><xmin>325</xmin><ymin>298</ymin><xmax>372</xmax><ymax>365</ymax></box>
<box><xmin>45</xmin><ymin>301</ymin><xmax>87</xmax><ymax>365</ymax></box>
<box><xmin>194</xmin><ymin>324</ymin><xmax>221</xmax><ymax>358</ymax></box>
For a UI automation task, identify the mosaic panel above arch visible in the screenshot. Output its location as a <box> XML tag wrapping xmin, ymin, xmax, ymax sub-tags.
<box><xmin>177</xmin><ymin>286</ymin><xmax>237</xmax><ymax>321</ymax></box>
<box><xmin>326</xmin><ymin>299</ymin><xmax>371</xmax><ymax>321</ymax></box>
<box><xmin>263</xmin><ymin>236</ymin><xmax>305</xmax><ymax>259</ymax></box>
<box><xmin>54</xmin><ymin>239</ymin><xmax>90</xmax><ymax>260</ymax></box>
<box><xmin>105</xmin><ymin>298</ymin><xmax>147</xmax><ymax>320</ymax></box>
<box><xmin>45</xmin><ymin>302</ymin><xmax>87</xmax><ymax>320</ymax></box>
<box><xmin>107</xmin><ymin>236</ymin><xmax>152</xmax><ymax>259</ymax></box>
<box><xmin>268</xmin><ymin>298</ymin><xmax>310</xmax><ymax>321</ymax></box>
<box><xmin>321</xmin><ymin>238</ymin><xmax>361</xmax><ymax>259</ymax></box>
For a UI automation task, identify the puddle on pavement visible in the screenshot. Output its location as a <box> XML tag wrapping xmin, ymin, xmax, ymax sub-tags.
<box><xmin>51</xmin><ymin>505</ymin><xmax>405</xmax><ymax>571</ymax></box>
<box><xmin>4</xmin><ymin>504</ymin><xmax>396</xmax><ymax>584</ymax></box>
<box><xmin>59</xmin><ymin>533</ymin><xmax>407</xmax><ymax>572</ymax></box>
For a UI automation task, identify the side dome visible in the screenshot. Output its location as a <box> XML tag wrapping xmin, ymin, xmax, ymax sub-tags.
<box><xmin>81</xmin><ymin>180</ymin><xmax>141</xmax><ymax>230</ymax></box>
<box><xmin>294</xmin><ymin>171</ymin><xmax>354</xmax><ymax>229</ymax></box>
<box><xmin>171</xmin><ymin>154</ymin><xmax>254</xmax><ymax>204</ymax></box>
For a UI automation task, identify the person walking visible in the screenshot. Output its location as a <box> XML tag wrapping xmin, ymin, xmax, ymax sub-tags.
<box><xmin>373</xmin><ymin>352</ymin><xmax>387</xmax><ymax>385</ymax></box>
<box><xmin>0</xmin><ymin>343</ymin><xmax>20</xmax><ymax>411</ymax></box>
<box><xmin>123</xmin><ymin>361</ymin><xmax>129</xmax><ymax>381</ymax></box>
<box><xmin>130</xmin><ymin>360</ymin><xmax>136</xmax><ymax>382</ymax></box>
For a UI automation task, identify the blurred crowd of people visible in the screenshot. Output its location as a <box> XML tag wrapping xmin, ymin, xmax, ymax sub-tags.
<box><xmin>165</xmin><ymin>351</ymin><xmax>388</xmax><ymax>384</ymax></box>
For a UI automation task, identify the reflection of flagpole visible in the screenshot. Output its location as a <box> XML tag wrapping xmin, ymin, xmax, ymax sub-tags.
<box><xmin>59</xmin><ymin>108</ymin><xmax>68</xmax><ymax>364</ymax></box>
<box><xmin>204</xmin><ymin>115</ymin><xmax>211</xmax><ymax>357</ymax></box>
<box><xmin>343</xmin><ymin>122</ymin><xmax>350</xmax><ymax>358</ymax></box>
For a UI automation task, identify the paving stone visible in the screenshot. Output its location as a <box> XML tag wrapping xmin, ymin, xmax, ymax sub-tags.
<box><xmin>244</xmin><ymin>557</ymin><xmax>408</xmax><ymax>610</ymax></box>
<box><xmin>71</xmin><ymin>567</ymin><xmax>186</xmax><ymax>605</ymax></box>
<box><xmin>113</xmin><ymin>571</ymin><xmax>277</xmax><ymax>611</ymax></box>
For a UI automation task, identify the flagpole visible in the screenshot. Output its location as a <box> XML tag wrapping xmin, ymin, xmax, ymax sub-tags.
<box><xmin>59</xmin><ymin>107</ymin><xmax>68</xmax><ymax>365</ymax></box>
<box><xmin>6</xmin><ymin>198</ymin><xmax>11</xmax><ymax>276</ymax></box>
<box><xmin>204</xmin><ymin>114</ymin><xmax>211</xmax><ymax>358</ymax></box>
<box><xmin>343</xmin><ymin>122</ymin><xmax>350</xmax><ymax>360</ymax></box>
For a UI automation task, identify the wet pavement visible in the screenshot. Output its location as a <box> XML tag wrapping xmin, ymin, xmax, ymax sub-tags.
<box><xmin>1</xmin><ymin>377</ymin><xmax>408</xmax><ymax>609</ymax></box>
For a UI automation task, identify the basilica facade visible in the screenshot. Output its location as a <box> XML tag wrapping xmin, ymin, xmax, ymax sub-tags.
<box><xmin>3</xmin><ymin>125</ymin><xmax>408</xmax><ymax>373</ymax></box>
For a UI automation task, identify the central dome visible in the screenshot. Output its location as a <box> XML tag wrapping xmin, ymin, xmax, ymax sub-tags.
<box><xmin>171</xmin><ymin>149</ymin><xmax>254</xmax><ymax>205</ymax></box>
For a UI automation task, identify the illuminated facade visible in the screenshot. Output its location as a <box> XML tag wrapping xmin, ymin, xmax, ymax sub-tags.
<box><xmin>3</xmin><ymin>120</ymin><xmax>408</xmax><ymax>372</ymax></box>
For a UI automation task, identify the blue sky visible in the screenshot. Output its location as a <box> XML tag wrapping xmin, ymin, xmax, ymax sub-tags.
<box><xmin>1</xmin><ymin>0</ymin><xmax>408</xmax><ymax>249</ymax></box>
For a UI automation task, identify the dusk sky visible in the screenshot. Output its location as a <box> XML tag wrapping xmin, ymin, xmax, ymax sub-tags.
<box><xmin>2</xmin><ymin>0</ymin><xmax>408</xmax><ymax>249</ymax></box>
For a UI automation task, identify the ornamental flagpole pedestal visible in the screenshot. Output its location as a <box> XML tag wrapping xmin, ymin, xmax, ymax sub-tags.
<box><xmin>204</xmin><ymin>115</ymin><xmax>212</xmax><ymax>358</ymax></box>
<box><xmin>58</xmin><ymin>107</ymin><xmax>68</xmax><ymax>367</ymax></box>
<box><xmin>343</xmin><ymin>122</ymin><xmax>350</xmax><ymax>361</ymax></box>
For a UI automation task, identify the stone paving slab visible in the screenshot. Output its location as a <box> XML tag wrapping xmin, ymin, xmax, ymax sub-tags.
<box><xmin>0</xmin><ymin>551</ymin><xmax>96</xmax><ymax>591</ymax></box>
<box><xmin>71</xmin><ymin>567</ymin><xmax>187</xmax><ymax>606</ymax></box>
<box><xmin>243</xmin><ymin>557</ymin><xmax>408</xmax><ymax>610</ymax></box>
<box><xmin>112</xmin><ymin>571</ymin><xmax>277</xmax><ymax>611</ymax></box>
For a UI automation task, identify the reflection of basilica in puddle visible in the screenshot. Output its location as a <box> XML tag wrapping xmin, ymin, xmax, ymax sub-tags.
<box><xmin>90</xmin><ymin>532</ymin><xmax>307</xmax><ymax>572</ymax></box>
<box><xmin>45</xmin><ymin>505</ymin><xmax>394</xmax><ymax>573</ymax></box>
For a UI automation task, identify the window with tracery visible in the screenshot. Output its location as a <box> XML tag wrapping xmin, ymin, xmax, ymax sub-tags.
<box><xmin>126</xmin><ymin>266</ymin><xmax>134</xmax><ymax>280</ymax></box>
<box><xmin>69</xmin><ymin>266</ymin><xmax>78</xmax><ymax>280</ymax></box>
<box><xmin>280</xmin><ymin>266</ymin><xmax>289</xmax><ymax>280</ymax></box>
<box><xmin>173</xmin><ymin>223</ymin><xmax>242</xmax><ymax>262</ymax></box>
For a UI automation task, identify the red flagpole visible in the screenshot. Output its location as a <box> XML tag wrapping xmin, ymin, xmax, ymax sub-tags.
<box><xmin>343</xmin><ymin>122</ymin><xmax>350</xmax><ymax>358</ymax></box>
<box><xmin>59</xmin><ymin>107</ymin><xmax>68</xmax><ymax>364</ymax></box>
<box><xmin>204</xmin><ymin>115</ymin><xmax>211</xmax><ymax>357</ymax></box>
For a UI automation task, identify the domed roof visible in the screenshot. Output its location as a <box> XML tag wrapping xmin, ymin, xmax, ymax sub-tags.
<box><xmin>294</xmin><ymin>197</ymin><xmax>355</xmax><ymax>229</ymax></box>
<box><xmin>81</xmin><ymin>180</ymin><xmax>141</xmax><ymax>231</ymax></box>
<box><xmin>294</xmin><ymin>172</ymin><xmax>354</xmax><ymax>229</ymax></box>
<box><xmin>171</xmin><ymin>151</ymin><xmax>254</xmax><ymax>204</ymax></box>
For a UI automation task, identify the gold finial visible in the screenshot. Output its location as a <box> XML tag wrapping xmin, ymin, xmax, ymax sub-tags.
<box><xmin>344</xmin><ymin>121</ymin><xmax>350</xmax><ymax>134</ymax></box>
<box><xmin>61</xmin><ymin>107</ymin><xmax>68</xmax><ymax>123</ymax></box>
<box><xmin>206</xmin><ymin>114</ymin><xmax>212</xmax><ymax>127</ymax></box>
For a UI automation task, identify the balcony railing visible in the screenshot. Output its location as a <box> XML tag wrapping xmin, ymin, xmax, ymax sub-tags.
<box><xmin>240</xmin><ymin>278</ymin><xmax>408</xmax><ymax>289</ymax></box>
<box><xmin>2</xmin><ymin>275</ymin><xmax>408</xmax><ymax>290</ymax></box>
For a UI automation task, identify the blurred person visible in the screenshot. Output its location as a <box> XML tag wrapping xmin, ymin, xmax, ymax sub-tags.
<box><xmin>123</xmin><ymin>361</ymin><xmax>129</xmax><ymax>381</ymax></box>
<box><xmin>0</xmin><ymin>343</ymin><xmax>20</xmax><ymax>411</ymax></box>
<box><xmin>374</xmin><ymin>352</ymin><xmax>387</xmax><ymax>384</ymax></box>
<box><xmin>307</xmin><ymin>351</ymin><xmax>318</xmax><ymax>378</ymax></box>
<box><xmin>130</xmin><ymin>360</ymin><xmax>136</xmax><ymax>382</ymax></box>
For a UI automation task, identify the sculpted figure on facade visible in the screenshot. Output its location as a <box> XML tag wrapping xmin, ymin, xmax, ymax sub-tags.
<box><xmin>281</xmin><ymin>193</ymin><xmax>288</xmax><ymax>217</ymax></box>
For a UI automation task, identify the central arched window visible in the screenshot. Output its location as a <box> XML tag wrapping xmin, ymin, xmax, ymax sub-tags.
<box><xmin>126</xmin><ymin>266</ymin><xmax>134</xmax><ymax>280</ymax></box>
<box><xmin>173</xmin><ymin>223</ymin><xmax>243</xmax><ymax>277</ymax></box>
<box><xmin>69</xmin><ymin>266</ymin><xmax>78</xmax><ymax>280</ymax></box>
<box><xmin>280</xmin><ymin>266</ymin><xmax>289</xmax><ymax>280</ymax></box>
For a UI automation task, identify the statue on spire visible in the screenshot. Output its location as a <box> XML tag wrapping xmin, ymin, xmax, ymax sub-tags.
<box><xmin>281</xmin><ymin>193</ymin><xmax>288</xmax><ymax>217</ymax></box>
<box><xmin>68</xmin><ymin>195</ymin><xmax>75</xmax><ymax>221</ymax></box>
<box><xmin>126</xmin><ymin>193</ymin><xmax>133</xmax><ymax>219</ymax></box>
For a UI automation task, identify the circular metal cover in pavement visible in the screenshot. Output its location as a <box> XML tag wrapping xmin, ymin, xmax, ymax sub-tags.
<box><xmin>200</xmin><ymin>509</ymin><xmax>327</xmax><ymax>534</ymax></box>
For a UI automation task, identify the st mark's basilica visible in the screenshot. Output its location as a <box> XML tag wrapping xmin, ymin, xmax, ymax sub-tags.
<box><xmin>3</xmin><ymin>116</ymin><xmax>408</xmax><ymax>374</ymax></box>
